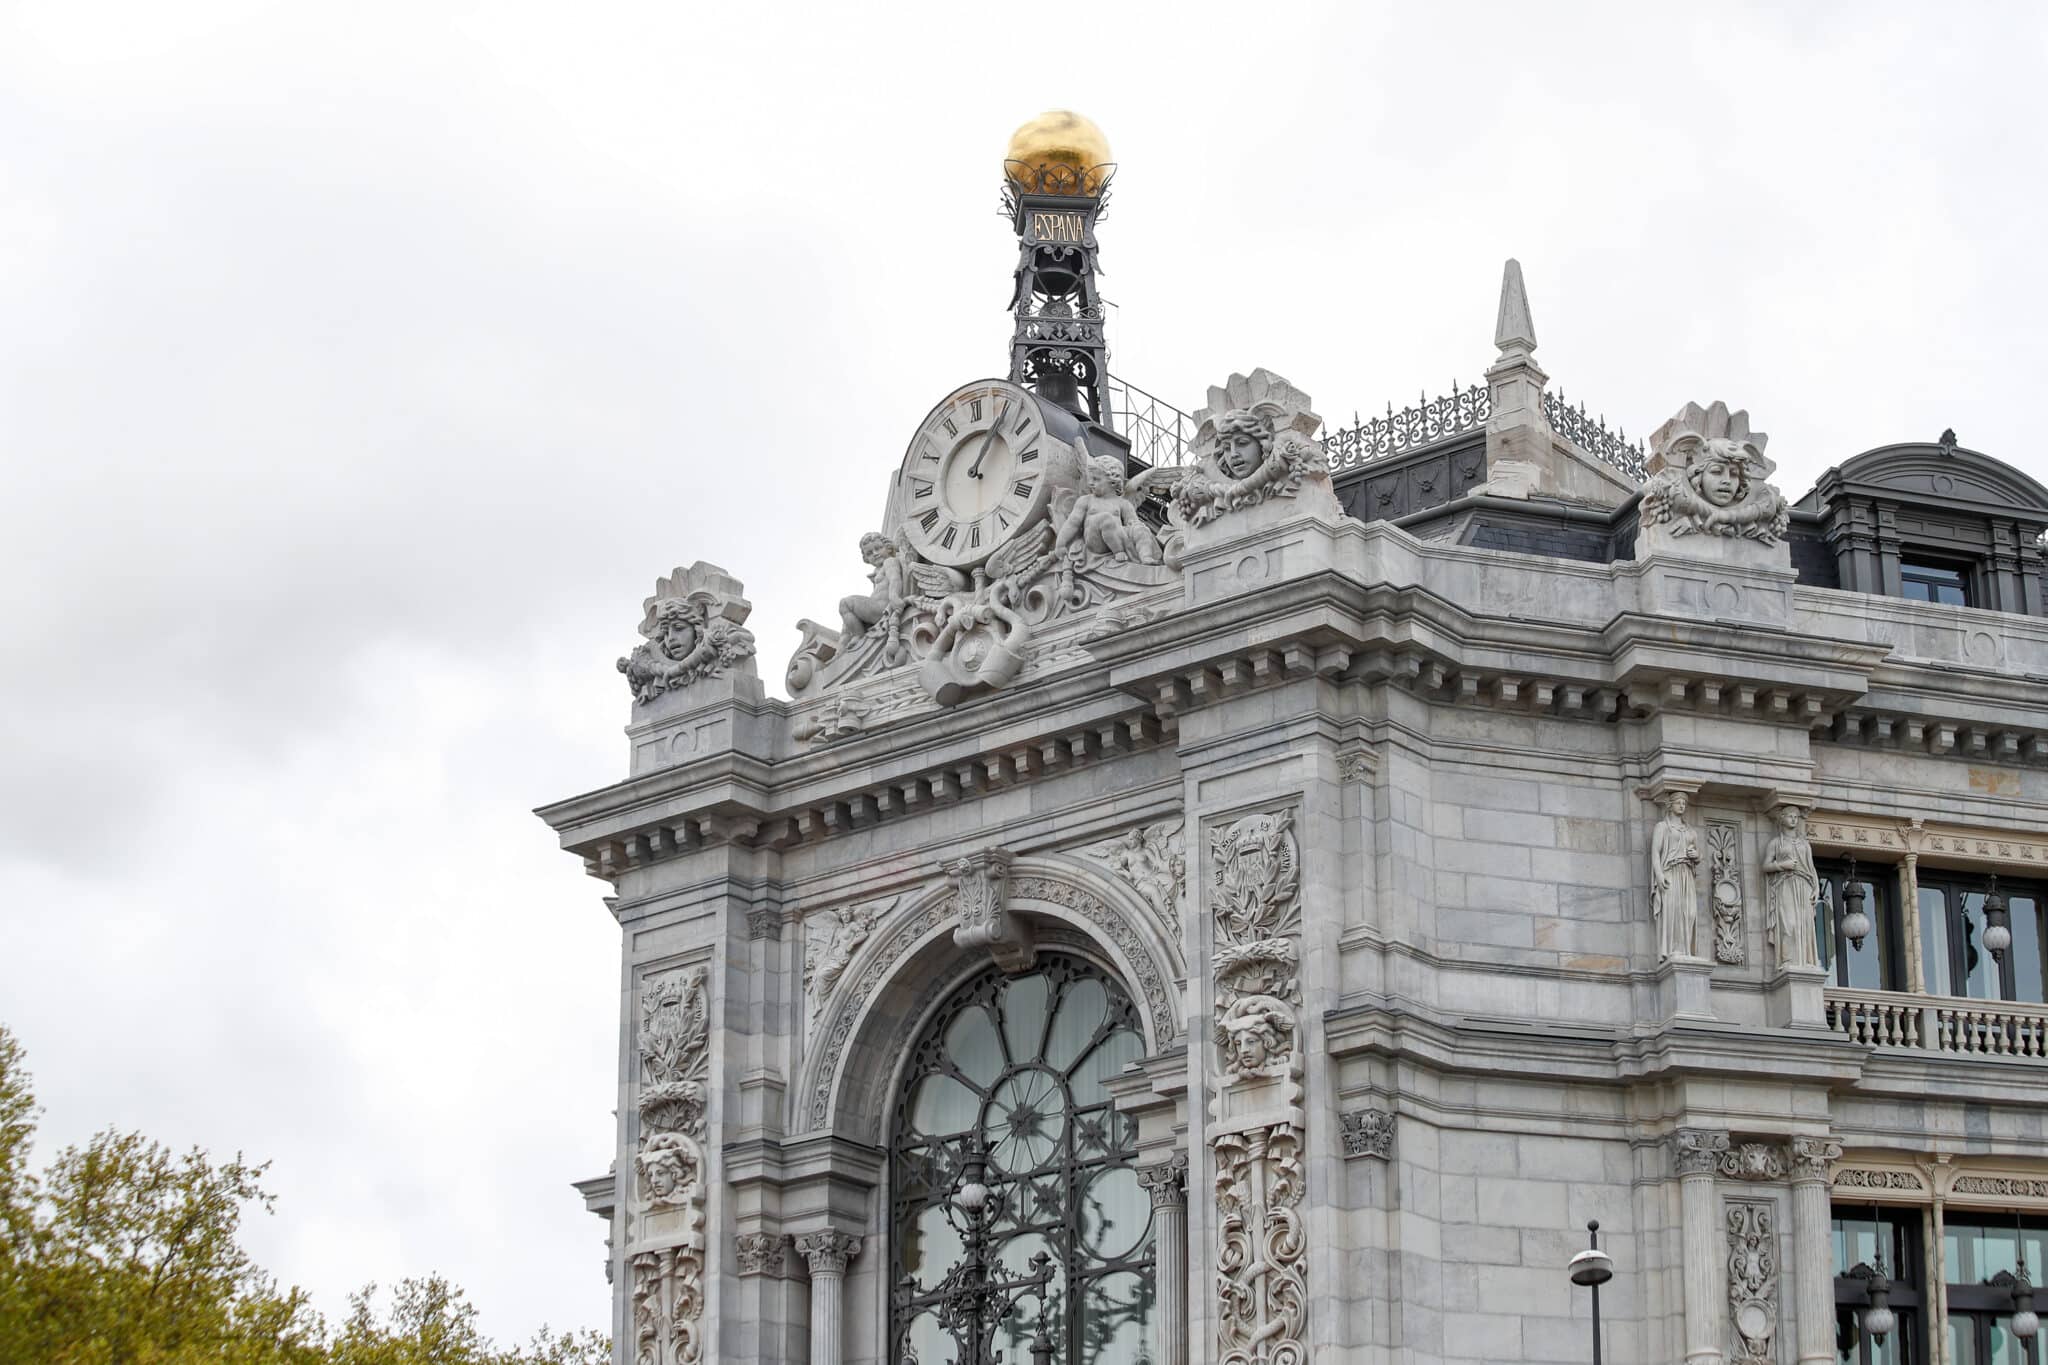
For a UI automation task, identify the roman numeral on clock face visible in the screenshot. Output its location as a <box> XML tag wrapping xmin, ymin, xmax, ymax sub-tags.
<box><xmin>970</xmin><ymin>398</ymin><xmax>983</xmax><ymax>421</ymax></box>
<box><xmin>1018</xmin><ymin>446</ymin><xmax>1039</xmax><ymax>463</ymax></box>
<box><xmin>1012</xmin><ymin>407</ymin><xmax>1031</xmax><ymax>434</ymax></box>
<box><xmin>969</xmin><ymin>523</ymin><xmax>982</xmax><ymax>548</ymax></box>
<box><xmin>919</xmin><ymin>509</ymin><xmax>940</xmax><ymax>531</ymax></box>
<box><xmin>912</xmin><ymin>480</ymin><xmax>934</xmax><ymax>499</ymax></box>
<box><xmin>942</xmin><ymin>417</ymin><xmax>958</xmax><ymax>437</ymax></box>
<box><xmin>1012</xmin><ymin>478</ymin><xmax>1035</xmax><ymax>499</ymax></box>
<box><xmin>940</xmin><ymin>524</ymin><xmax>958</xmax><ymax>549</ymax></box>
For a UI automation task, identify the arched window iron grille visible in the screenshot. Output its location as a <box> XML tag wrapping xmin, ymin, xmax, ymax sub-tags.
<box><xmin>887</xmin><ymin>953</ymin><xmax>1158</xmax><ymax>1365</ymax></box>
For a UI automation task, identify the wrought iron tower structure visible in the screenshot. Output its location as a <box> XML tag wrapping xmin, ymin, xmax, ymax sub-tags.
<box><xmin>1002</xmin><ymin>151</ymin><xmax>1115</xmax><ymax>428</ymax></box>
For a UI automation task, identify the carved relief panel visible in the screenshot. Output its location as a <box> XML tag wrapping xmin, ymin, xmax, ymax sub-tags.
<box><xmin>1206</xmin><ymin>806</ymin><xmax>1309</xmax><ymax>1364</ymax></box>
<box><xmin>633</xmin><ymin>963</ymin><xmax>711</xmax><ymax>1365</ymax></box>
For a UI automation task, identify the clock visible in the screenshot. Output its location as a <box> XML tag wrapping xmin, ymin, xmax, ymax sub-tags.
<box><xmin>896</xmin><ymin>379</ymin><xmax>1068</xmax><ymax>569</ymax></box>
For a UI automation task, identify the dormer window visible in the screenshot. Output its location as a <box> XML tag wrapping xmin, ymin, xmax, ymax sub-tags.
<box><xmin>1900</xmin><ymin>557</ymin><xmax>1971</xmax><ymax>607</ymax></box>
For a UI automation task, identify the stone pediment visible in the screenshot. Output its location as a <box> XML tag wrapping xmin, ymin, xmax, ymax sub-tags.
<box><xmin>1806</xmin><ymin>441</ymin><xmax>2048</xmax><ymax>517</ymax></box>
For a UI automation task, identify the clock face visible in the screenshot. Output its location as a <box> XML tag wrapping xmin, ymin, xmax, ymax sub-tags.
<box><xmin>898</xmin><ymin>380</ymin><xmax>1057</xmax><ymax>568</ymax></box>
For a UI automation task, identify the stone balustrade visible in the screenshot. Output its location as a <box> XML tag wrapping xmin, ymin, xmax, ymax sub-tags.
<box><xmin>1826</xmin><ymin>987</ymin><xmax>2048</xmax><ymax>1058</ymax></box>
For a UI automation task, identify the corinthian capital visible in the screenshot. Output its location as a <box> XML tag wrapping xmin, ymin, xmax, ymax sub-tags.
<box><xmin>795</xmin><ymin>1230</ymin><xmax>862</xmax><ymax>1277</ymax></box>
<box><xmin>1137</xmin><ymin>1153</ymin><xmax>1189</xmax><ymax>1208</ymax></box>
<box><xmin>1790</xmin><ymin>1135</ymin><xmax>1843</xmax><ymax>1181</ymax></box>
<box><xmin>1671</xmin><ymin>1127</ymin><xmax>1730</xmax><ymax>1176</ymax></box>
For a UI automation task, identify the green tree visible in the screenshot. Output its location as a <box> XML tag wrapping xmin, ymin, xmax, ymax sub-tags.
<box><xmin>0</xmin><ymin>1026</ymin><xmax>607</xmax><ymax>1365</ymax></box>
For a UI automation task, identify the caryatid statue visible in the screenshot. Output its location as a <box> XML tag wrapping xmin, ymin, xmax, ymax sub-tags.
<box><xmin>1651</xmin><ymin>791</ymin><xmax>1704</xmax><ymax>959</ymax></box>
<box><xmin>1762</xmin><ymin>803</ymin><xmax>1822</xmax><ymax>969</ymax></box>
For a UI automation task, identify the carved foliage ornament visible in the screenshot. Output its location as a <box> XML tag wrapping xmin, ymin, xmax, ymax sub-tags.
<box><xmin>734</xmin><ymin>1232</ymin><xmax>786</xmax><ymax>1279</ymax></box>
<box><xmin>635</xmin><ymin>966</ymin><xmax>710</xmax><ymax>1365</ymax></box>
<box><xmin>1340</xmin><ymin>1107</ymin><xmax>1395</xmax><ymax>1161</ymax></box>
<box><xmin>1726</xmin><ymin>1200</ymin><xmax>1779</xmax><ymax>1364</ymax></box>
<box><xmin>1208</xmin><ymin>807</ymin><xmax>1309</xmax><ymax>1364</ymax></box>
<box><xmin>1642</xmin><ymin>401</ymin><xmax>1791</xmax><ymax>546</ymax></box>
<box><xmin>1707</xmin><ymin>821</ymin><xmax>1745</xmax><ymax>965</ymax></box>
<box><xmin>950</xmin><ymin>849</ymin><xmax>1034</xmax><ymax>972</ymax></box>
<box><xmin>618</xmin><ymin>563</ymin><xmax>757</xmax><ymax>705</ymax></box>
<box><xmin>1673</xmin><ymin>1128</ymin><xmax>1731</xmax><ymax>1177</ymax></box>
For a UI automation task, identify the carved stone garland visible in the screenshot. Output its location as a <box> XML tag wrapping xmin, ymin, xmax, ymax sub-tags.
<box><xmin>633</xmin><ymin>966</ymin><xmax>710</xmax><ymax>1365</ymax></box>
<box><xmin>1208</xmin><ymin>808</ymin><xmax>1308</xmax><ymax>1365</ymax></box>
<box><xmin>618</xmin><ymin>563</ymin><xmax>757</xmax><ymax>706</ymax></box>
<box><xmin>1725</xmin><ymin>1200</ymin><xmax>1778</xmax><ymax>1364</ymax></box>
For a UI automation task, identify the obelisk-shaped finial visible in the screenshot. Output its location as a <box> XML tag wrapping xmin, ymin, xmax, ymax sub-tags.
<box><xmin>1494</xmin><ymin>258</ymin><xmax>1537</xmax><ymax>357</ymax></box>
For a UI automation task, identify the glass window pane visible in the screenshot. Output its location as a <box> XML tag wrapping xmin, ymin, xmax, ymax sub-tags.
<box><xmin>1001</xmin><ymin>972</ymin><xmax>1051</xmax><ymax>1063</ymax></box>
<box><xmin>1922</xmin><ymin>887</ymin><xmax>1954</xmax><ymax>995</ymax></box>
<box><xmin>2013</xmin><ymin>895</ymin><xmax>2045</xmax><ymax>1004</ymax></box>
<box><xmin>944</xmin><ymin>1004</ymin><xmax>1004</xmax><ymax>1088</ymax></box>
<box><xmin>1080</xmin><ymin>1269</ymin><xmax>1157</xmax><ymax>1365</ymax></box>
<box><xmin>1961</xmin><ymin>891</ymin><xmax>2001</xmax><ymax>999</ymax></box>
<box><xmin>1843</xmin><ymin>878</ymin><xmax>1886</xmax><ymax>991</ymax></box>
<box><xmin>1952</xmin><ymin>1316</ymin><xmax>1981</xmax><ymax>1365</ymax></box>
<box><xmin>1046</xmin><ymin>977</ymin><xmax>1108</xmax><ymax>1071</ymax></box>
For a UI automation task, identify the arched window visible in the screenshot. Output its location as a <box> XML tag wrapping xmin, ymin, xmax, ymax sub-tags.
<box><xmin>888</xmin><ymin>952</ymin><xmax>1156</xmax><ymax>1364</ymax></box>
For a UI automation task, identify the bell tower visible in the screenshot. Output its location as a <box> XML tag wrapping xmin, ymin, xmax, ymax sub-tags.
<box><xmin>1001</xmin><ymin>111</ymin><xmax>1115</xmax><ymax>426</ymax></box>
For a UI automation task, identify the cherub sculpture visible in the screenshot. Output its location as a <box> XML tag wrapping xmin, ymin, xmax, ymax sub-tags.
<box><xmin>1054</xmin><ymin>455</ymin><xmax>1162</xmax><ymax>565</ymax></box>
<box><xmin>837</xmin><ymin>532</ymin><xmax>908</xmax><ymax>646</ymax></box>
<box><xmin>1641</xmin><ymin>401</ymin><xmax>1791</xmax><ymax>545</ymax></box>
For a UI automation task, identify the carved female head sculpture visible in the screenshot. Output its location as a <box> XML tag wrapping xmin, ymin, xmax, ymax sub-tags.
<box><xmin>651</xmin><ymin>598</ymin><xmax>704</xmax><ymax>659</ymax></box>
<box><xmin>1212</xmin><ymin>408</ymin><xmax>1275</xmax><ymax>480</ymax></box>
<box><xmin>1689</xmin><ymin>438</ymin><xmax>1753</xmax><ymax>508</ymax></box>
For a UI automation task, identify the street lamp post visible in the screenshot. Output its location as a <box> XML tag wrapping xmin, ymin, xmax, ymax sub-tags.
<box><xmin>1568</xmin><ymin>1219</ymin><xmax>1616</xmax><ymax>1365</ymax></box>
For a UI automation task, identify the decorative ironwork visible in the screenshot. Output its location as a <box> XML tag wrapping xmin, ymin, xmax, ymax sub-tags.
<box><xmin>1543</xmin><ymin>388</ymin><xmax>1647</xmax><ymax>482</ymax></box>
<box><xmin>889</xmin><ymin>954</ymin><xmax>1157</xmax><ymax>1365</ymax></box>
<box><xmin>1321</xmin><ymin>382</ymin><xmax>1491</xmax><ymax>473</ymax></box>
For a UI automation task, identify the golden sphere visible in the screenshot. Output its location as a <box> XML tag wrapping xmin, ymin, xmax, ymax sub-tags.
<box><xmin>1003</xmin><ymin>110</ymin><xmax>1112</xmax><ymax>195</ymax></box>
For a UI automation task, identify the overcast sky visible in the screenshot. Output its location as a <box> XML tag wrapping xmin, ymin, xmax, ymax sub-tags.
<box><xmin>4</xmin><ymin>0</ymin><xmax>2045</xmax><ymax>1345</ymax></box>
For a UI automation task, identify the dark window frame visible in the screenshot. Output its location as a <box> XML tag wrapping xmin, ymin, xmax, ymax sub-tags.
<box><xmin>1900</xmin><ymin>555</ymin><xmax>1975</xmax><ymax>607</ymax></box>
<box><xmin>1834</xmin><ymin>1206</ymin><xmax>1925</xmax><ymax>1364</ymax></box>
<box><xmin>1818</xmin><ymin>859</ymin><xmax>1908</xmax><ymax>992</ymax></box>
<box><xmin>1942</xmin><ymin>1215</ymin><xmax>2047</xmax><ymax>1365</ymax></box>
<box><xmin>1917</xmin><ymin>872</ymin><xmax>2048</xmax><ymax>1003</ymax></box>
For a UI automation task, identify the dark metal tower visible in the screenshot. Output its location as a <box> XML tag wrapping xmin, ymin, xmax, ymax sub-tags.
<box><xmin>1001</xmin><ymin>159</ymin><xmax>1114</xmax><ymax>427</ymax></box>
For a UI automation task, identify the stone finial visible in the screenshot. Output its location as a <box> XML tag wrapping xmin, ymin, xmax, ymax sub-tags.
<box><xmin>1494</xmin><ymin>258</ymin><xmax>1537</xmax><ymax>357</ymax></box>
<box><xmin>1639</xmin><ymin>401</ymin><xmax>1791</xmax><ymax>554</ymax></box>
<box><xmin>617</xmin><ymin>561</ymin><xmax>758</xmax><ymax>705</ymax></box>
<box><xmin>1132</xmin><ymin>369</ymin><xmax>1339</xmax><ymax>545</ymax></box>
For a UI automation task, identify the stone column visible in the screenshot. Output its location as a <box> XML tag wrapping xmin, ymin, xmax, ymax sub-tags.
<box><xmin>1790</xmin><ymin>1137</ymin><xmax>1842</xmax><ymax>1365</ymax></box>
<box><xmin>1139</xmin><ymin>1153</ymin><xmax>1190</xmax><ymax>1365</ymax></box>
<box><xmin>1674</xmin><ymin>1129</ymin><xmax>1730</xmax><ymax>1365</ymax></box>
<box><xmin>795</xmin><ymin>1231</ymin><xmax>860</xmax><ymax>1365</ymax></box>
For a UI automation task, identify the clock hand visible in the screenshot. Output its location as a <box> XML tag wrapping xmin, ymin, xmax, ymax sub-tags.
<box><xmin>967</xmin><ymin>400</ymin><xmax>1010</xmax><ymax>479</ymax></box>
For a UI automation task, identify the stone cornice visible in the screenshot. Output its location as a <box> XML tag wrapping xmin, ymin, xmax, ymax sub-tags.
<box><xmin>541</xmin><ymin>521</ymin><xmax>2048</xmax><ymax>886</ymax></box>
<box><xmin>1324</xmin><ymin>1000</ymin><xmax>1869</xmax><ymax>1088</ymax></box>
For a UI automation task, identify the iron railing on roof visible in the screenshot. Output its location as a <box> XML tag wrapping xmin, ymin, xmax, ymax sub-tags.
<box><xmin>1108</xmin><ymin>373</ymin><xmax>1649</xmax><ymax>484</ymax></box>
<box><xmin>1542</xmin><ymin>389</ymin><xmax>1647</xmax><ymax>482</ymax></box>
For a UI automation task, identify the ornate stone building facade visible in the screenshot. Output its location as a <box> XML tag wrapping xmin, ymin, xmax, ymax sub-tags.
<box><xmin>541</xmin><ymin>114</ymin><xmax>2048</xmax><ymax>1364</ymax></box>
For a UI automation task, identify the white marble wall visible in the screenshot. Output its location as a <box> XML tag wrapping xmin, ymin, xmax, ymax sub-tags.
<box><xmin>542</xmin><ymin>501</ymin><xmax>2048</xmax><ymax>1365</ymax></box>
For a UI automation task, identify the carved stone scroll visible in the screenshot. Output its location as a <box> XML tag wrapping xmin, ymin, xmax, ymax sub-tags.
<box><xmin>1725</xmin><ymin>1199</ymin><xmax>1779</xmax><ymax>1364</ymax></box>
<box><xmin>949</xmin><ymin>849</ymin><xmax>1033</xmax><ymax>971</ymax></box>
<box><xmin>1208</xmin><ymin>807</ymin><xmax>1308</xmax><ymax>1364</ymax></box>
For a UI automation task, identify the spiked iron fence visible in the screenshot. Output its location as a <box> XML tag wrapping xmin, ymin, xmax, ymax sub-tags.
<box><xmin>1107</xmin><ymin>374</ymin><xmax>1649</xmax><ymax>484</ymax></box>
